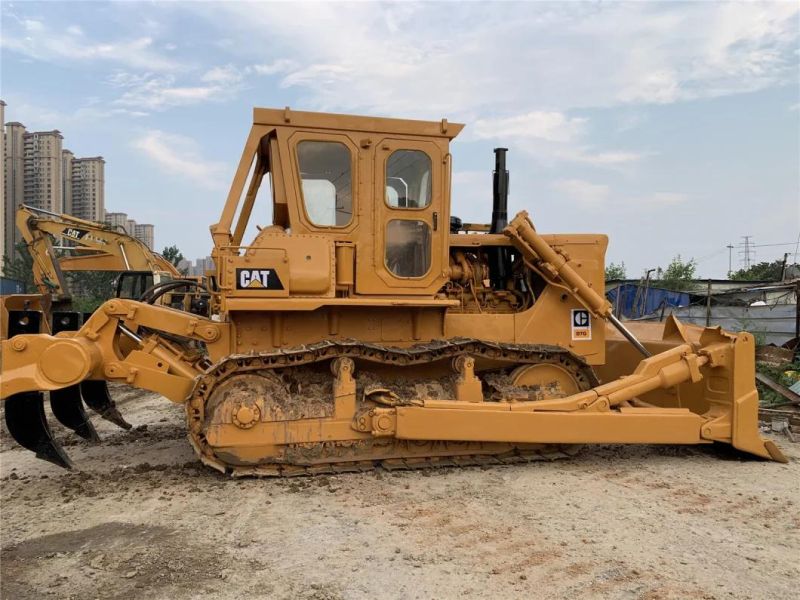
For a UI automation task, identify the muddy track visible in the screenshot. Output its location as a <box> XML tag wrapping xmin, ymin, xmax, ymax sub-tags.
<box><xmin>189</xmin><ymin>338</ymin><xmax>597</xmax><ymax>475</ymax></box>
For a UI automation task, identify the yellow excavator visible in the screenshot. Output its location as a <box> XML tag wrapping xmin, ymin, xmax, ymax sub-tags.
<box><xmin>3</xmin><ymin>205</ymin><xmax>211</xmax><ymax>336</ymax></box>
<box><xmin>2</xmin><ymin>205</ymin><xmax>210</xmax><ymax>438</ymax></box>
<box><xmin>0</xmin><ymin>108</ymin><xmax>785</xmax><ymax>472</ymax></box>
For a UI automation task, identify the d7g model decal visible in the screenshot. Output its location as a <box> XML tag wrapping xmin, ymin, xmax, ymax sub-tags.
<box><xmin>236</xmin><ymin>268</ymin><xmax>284</xmax><ymax>290</ymax></box>
<box><xmin>571</xmin><ymin>308</ymin><xmax>591</xmax><ymax>341</ymax></box>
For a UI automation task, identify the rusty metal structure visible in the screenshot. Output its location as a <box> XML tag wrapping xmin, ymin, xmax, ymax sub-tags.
<box><xmin>0</xmin><ymin>108</ymin><xmax>786</xmax><ymax>473</ymax></box>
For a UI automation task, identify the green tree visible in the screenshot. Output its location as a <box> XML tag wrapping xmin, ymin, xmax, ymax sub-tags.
<box><xmin>161</xmin><ymin>245</ymin><xmax>185</xmax><ymax>267</ymax></box>
<box><xmin>605</xmin><ymin>261</ymin><xmax>627</xmax><ymax>280</ymax></box>
<box><xmin>730</xmin><ymin>258</ymin><xmax>795</xmax><ymax>282</ymax></box>
<box><xmin>658</xmin><ymin>255</ymin><xmax>697</xmax><ymax>291</ymax></box>
<box><xmin>2</xmin><ymin>242</ymin><xmax>35</xmax><ymax>292</ymax></box>
<box><xmin>65</xmin><ymin>271</ymin><xmax>118</xmax><ymax>312</ymax></box>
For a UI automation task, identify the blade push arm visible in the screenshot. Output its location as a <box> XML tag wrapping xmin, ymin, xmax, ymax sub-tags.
<box><xmin>357</xmin><ymin>327</ymin><xmax>786</xmax><ymax>463</ymax></box>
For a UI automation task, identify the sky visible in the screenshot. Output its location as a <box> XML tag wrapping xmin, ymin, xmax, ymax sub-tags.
<box><xmin>2</xmin><ymin>1</ymin><xmax>798</xmax><ymax>277</ymax></box>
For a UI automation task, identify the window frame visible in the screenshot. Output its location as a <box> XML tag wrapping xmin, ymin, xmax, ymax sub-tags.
<box><xmin>291</xmin><ymin>134</ymin><xmax>357</xmax><ymax>231</ymax></box>
<box><xmin>382</xmin><ymin>218</ymin><xmax>433</xmax><ymax>279</ymax></box>
<box><xmin>383</xmin><ymin>149</ymin><xmax>433</xmax><ymax>212</ymax></box>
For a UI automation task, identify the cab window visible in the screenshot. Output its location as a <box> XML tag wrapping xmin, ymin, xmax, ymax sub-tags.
<box><xmin>115</xmin><ymin>272</ymin><xmax>154</xmax><ymax>300</ymax></box>
<box><xmin>297</xmin><ymin>141</ymin><xmax>353</xmax><ymax>227</ymax></box>
<box><xmin>385</xmin><ymin>219</ymin><xmax>431</xmax><ymax>277</ymax></box>
<box><xmin>386</xmin><ymin>150</ymin><xmax>431</xmax><ymax>208</ymax></box>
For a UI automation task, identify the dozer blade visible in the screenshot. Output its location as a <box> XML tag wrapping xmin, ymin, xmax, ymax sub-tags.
<box><xmin>80</xmin><ymin>381</ymin><xmax>133</xmax><ymax>430</ymax></box>
<box><xmin>5</xmin><ymin>392</ymin><xmax>73</xmax><ymax>469</ymax></box>
<box><xmin>50</xmin><ymin>385</ymin><xmax>100</xmax><ymax>442</ymax></box>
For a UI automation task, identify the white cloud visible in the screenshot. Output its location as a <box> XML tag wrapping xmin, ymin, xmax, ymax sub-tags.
<box><xmin>132</xmin><ymin>130</ymin><xmax>227</xmax><ymax>189</ymax></box>
<box><xmin>473</xmin><ymin>112</ymin><xmax>586</xmax><ymax>143</ymax></box>
<box><xmin>551</xmin><ymin>179</ymin><xmax>610</xmax><ymax>207</ymax></box>
<box><xmin>618</xmin><ymin>70</ymin><xmax>680</xmax><ymax>105</ymax></box>
<box><xmin>1</xmin><ymin>17</ymin><xmax>179</xmax><ymax>71</ymax></box>
<box><xmin>105</xmin><ymin>61</ymin><xmax>297</xmax><ymax>113</ymax></box>
<box><xmin>252</xmin><ymin>59</ymin><xmax>296</xmax><ymax>76</ymax></box>
<box><xmin>201</xmin><ymin>65</ymin><xmax>243</xmax><ymax>85</ymax></box>
<box><xmin>181</xmin><ymin>2</ymin><xmax>798</xmax><ymax>115</ymax></box>
<box><xmin>168</xmin><ymin>2</ymin><xmax>795</xmax><ymax>169</ymax></box>
<box><xmin>110</xmin><ymin>72</ymin><xmax>239</xmax><ymax>111</ymax></box>
<box><xmin>471</xmin><ymin>111</ymin><xmax>642</xmax><ymax>168</ymax></box>
<box><xmin>635</xmin><ymin>192</ymin><xmax>688</xmax><ymax>205</ymax></box>
<box><xmin>554</xmin><ymin>148</ymin><xmax>644</xmax><ymax>167</ymax></box>
<box><xmin>552</xmin><ymin>180</ymin><xmax>688</xmax><ymax>210</ymax></box>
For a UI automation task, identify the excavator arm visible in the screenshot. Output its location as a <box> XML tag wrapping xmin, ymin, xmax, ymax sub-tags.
<box><xmin>15</xmin><ymin>205</ymin><xmax>180</xmax><ymax>297</ymax></box>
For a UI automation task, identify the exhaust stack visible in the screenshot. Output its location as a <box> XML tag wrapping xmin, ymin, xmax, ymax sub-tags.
<box><xmin>490</xmin><ymin>148</ymin><xmax>509</xmax><ymax>234</ymax></box>
<box><xmin>489</xmin><ymin>148</ymin><xmax>510</xmax><ymax>288</ymax></box>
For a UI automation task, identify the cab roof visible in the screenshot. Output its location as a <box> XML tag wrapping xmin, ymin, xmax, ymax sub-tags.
<box><xmin>253</xmin><ymin>107</ymin><xmax>465</xmax><ymax>140</ymax></box>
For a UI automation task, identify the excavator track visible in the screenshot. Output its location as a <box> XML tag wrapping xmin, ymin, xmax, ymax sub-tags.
<box><xmin>186</xmin><ymin>339</ymin><xmax>598</xmax><ymax>476</ymax></box>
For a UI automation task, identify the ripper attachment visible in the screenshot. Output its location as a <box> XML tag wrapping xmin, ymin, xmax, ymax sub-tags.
<box><xmin>4</xmin><ymin>310</ymin><xmax>132</xmax><ymax>469</ymax></box>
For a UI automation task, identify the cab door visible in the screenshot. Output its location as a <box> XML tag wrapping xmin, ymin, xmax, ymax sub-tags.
<box><xmin>356</xmin><ymin>139</ymin><xmax>448</xmax><ymax>294</ymax></box>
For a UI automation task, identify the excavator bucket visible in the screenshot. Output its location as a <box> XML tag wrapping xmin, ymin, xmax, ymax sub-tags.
<box><xmin>80</xmin><ymin>381</ymin><xmax>133</xmax><ymax>431</ymax></box>
<box><xmin>5</xmin><ymin>392</ymin><xmax>73</xmax><ymax>469</ymax></box>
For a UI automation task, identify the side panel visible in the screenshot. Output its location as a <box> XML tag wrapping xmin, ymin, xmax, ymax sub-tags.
<box><xmin>444</xmin><ymin>233</ymin><xmax>608</xmax><ymax>365</ymax></box>
<box><xmin>220</xmin><ymin>234</ymin><xmax>335</xmax><ymax>302</ymax></box>
<box><xmin>231</xmin><ymin>306</ymin><xmax>446</xmax><ymax>352</ymax></box>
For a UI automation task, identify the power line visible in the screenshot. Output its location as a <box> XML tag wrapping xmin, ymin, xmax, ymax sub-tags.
<box><xmin>748</xmin><ymin>242</ymin><xmax>800</xmax><ymax>248</ymax></box>
<box><xmin>694</xmin><ymin>246</ymin><xmax>727</xmax><ymax>265</ymax></box>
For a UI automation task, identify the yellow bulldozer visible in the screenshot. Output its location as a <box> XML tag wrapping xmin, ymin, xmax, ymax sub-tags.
<box><xmin>0</xmin><ymin>107</ymin><xmax>785</xmax><ymax>473</ymax></box>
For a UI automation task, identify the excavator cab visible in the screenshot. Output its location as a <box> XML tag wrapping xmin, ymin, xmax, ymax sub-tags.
<box><xmin>116</xmin><ymin>271</ymin><xmax>157</xmax><ymax>300</ymax></box>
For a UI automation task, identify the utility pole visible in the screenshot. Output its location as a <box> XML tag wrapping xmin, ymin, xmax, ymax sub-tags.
<box><xmin>781</xmin><ymin>253</ymin><xmax>789</xmax><ymax>281</ymax></box>
<box><xmin>726</xmin><ymin>244</ymin><xmax>734</xmax><ymax>277</ymax></box>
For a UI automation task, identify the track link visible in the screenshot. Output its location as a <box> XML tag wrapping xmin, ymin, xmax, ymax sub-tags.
<box><xmin>186</xmin><ymin>339</ymin><xmax>597</xmax><ymax>476</ymax></box>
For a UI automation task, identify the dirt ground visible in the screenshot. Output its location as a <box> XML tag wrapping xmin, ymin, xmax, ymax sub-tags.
<box><xmin>1</xmin><ymin>386</ymin><xmax>798</xmax><ymax>600</ymax></box>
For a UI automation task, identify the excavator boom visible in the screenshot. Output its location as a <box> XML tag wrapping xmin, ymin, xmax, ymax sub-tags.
<box><xmin>15</xmin><ymin>204</ymin><xmax>180</xmax><ymax>301</ymax></box>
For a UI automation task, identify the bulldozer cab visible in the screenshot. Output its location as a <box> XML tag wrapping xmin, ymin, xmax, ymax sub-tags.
<box><xmin>212</xmin><ymin>108</ymin><xmax>463</xmax><ymax>299</ymax></box>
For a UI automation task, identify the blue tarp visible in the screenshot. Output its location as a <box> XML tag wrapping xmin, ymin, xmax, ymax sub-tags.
<box><xmin>0</xmin><ymin>277</ymin><xmax>25</xmax><ymax>295</ymax></box>
<box><xmin>606</xmin><ymin>284</ymin><xmax>690</xmax><ymax>319</ymax></box>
